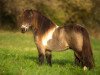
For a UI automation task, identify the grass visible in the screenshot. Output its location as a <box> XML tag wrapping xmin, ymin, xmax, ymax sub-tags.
<box><xmin>0</xmin><ymin>31</ymin><xmax>100</xmax><ymax>75</ymax></box>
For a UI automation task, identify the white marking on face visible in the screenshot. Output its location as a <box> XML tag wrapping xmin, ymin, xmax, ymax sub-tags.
<box><xmin>42</xmin><ymin>26</ymin><xmax>59</xmax><ymax>46</ymax></box>
<box><xmin>21</xmin><ymin>24</ymin><xmax>29</xmax><ymax>31</ymax></box>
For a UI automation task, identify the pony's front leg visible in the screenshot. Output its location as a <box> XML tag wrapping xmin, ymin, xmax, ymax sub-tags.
<box><xmin>45</xmin><ymin>50</ymin><xmax>52</xmax><ymax>66</ymax></box>
<box><xmin>38</xmin><ymin>53</ymin><xmax>45</xmax><ymax>65</ymax></box>
<box><xmin>37</xmin><ymin>46</ymin><xmax>45</xmax><ymax>65</ymax></box>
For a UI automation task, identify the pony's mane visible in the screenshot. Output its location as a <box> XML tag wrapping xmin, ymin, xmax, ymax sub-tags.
<box><xmin>32</xmin><ymin>10</ymin><xmax>56</xmax><ymax>34</ymax></box>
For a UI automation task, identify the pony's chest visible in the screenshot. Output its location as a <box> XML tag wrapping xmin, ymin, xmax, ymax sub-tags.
<box><xmin>42</xmin><ymin>28</ymin><xmax>55</xmax><ymax>47</ymax></box>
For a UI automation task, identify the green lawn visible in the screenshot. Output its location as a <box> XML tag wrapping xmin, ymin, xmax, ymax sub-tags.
<box><xmin>0</xmin><ymin>31</ymin><xmax>100</xmax><ymax>75</ymax></box>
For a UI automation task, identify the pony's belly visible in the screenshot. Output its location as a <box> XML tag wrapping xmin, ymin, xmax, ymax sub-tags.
<box><xmin>46</xmin><ymin>39</ymin><xmax>69</xmax><ymax>51</ymax></box>
<box><xmin>47</xmin><ymin>46</ymin><xmax>69</xmax><ymax>51</ymax></box>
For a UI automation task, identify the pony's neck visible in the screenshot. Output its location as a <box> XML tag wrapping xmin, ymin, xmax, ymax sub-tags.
<box><xmin>32</xmin><ymin>12</ymin><xmax>57</xmax><ymax>35</ymax></box>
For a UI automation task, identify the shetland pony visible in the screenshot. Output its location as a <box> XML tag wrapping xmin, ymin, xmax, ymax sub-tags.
<box><xmin>20</xmin><ymin>9</ymin><xmax>94</xmax><ymax>69</ymax></box>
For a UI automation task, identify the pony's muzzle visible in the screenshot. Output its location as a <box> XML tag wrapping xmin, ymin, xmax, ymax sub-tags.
<box><xmin>21</xmin><ymin>25</ymin><xmax>29</xmax><ymax>33</ymax></box>
<box><xmin>21</xmin><ymin>28</ymin><xmax>26</xmax><ymax>33</ymax></box>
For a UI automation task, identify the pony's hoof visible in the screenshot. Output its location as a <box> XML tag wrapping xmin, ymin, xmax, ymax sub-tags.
<box><xmin>83</xmin><ymin>66</ymin><xmax>87</xmax><ymax>71</ymax></box>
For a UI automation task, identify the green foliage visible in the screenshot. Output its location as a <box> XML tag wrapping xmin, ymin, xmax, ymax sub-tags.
<box><xmin>0</xmin><ymin>31</ymin><xmax>100</xmax><ymax>75</ymax></box>
<box><xmin>0</xmin><ymin>0</ymin><xmax>100</xmax><ymax>30</ymax></box>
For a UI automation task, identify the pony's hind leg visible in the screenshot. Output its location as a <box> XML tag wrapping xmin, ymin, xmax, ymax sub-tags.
<box><xmin>74</xmin><ymin>50</ymin><xmax>94</xmax><ymax>69</ymax></box>
<box><xmin>74</xmin><ymin>52</ymin><xmax>81</xmax><ymax>66</ymax></box>
<box><xmin>45</xmin><ymin>50</ymin><xmax>52</xmax><ymax>66</ymax></box>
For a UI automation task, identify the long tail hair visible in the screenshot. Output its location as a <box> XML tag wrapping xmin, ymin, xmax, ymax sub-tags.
<box><xmin>82</xmin><ymin>28</ymin><xmax>95</xmax><ymax>69</ymax></box>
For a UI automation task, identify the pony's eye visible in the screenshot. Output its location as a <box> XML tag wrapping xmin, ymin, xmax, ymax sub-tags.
<box><xmin>30</xmin><ymin>12</ymin><xmax>33</xmax><ymax>17</ymax></box>
<box><xmin>28</xmin><ymin>14</ymin><xmax>32</xmax><ymax>19</ymax></box>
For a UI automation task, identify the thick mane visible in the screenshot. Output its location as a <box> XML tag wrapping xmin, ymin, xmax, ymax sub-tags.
<box><xmin>32</xmin><ymin>10</ymin><xmax>56</xmax><ymax>34</ymax></box>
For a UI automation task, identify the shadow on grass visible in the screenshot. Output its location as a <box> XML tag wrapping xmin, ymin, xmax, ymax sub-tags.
<box><xmin>24</xmin><ymin>55</ymin><xmax>74</xmax><ymax>66</ymax></box>
<box><xmin>52</xmin><ymin>59</ymin><xmax>74</xmax><ymax>66</ymax></box>
<box><xmin>24</xmin><ymin>55</ymin><xmax>38</xmax><ymax>64</ymax></box>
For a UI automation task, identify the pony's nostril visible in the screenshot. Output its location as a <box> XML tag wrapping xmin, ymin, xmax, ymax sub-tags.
<box><xmin>21</xmin><ymin>28</ymin><xmax>25</xmax><ymax>33</ymax></box>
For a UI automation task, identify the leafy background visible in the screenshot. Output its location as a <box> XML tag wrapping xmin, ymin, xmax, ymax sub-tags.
<box><xmin>0</xmin><ymin>0</ymin><xmax>100</xmax><ymax>38</ymax></box>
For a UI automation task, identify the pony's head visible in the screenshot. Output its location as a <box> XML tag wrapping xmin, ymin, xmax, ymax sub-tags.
<box><xmin>20</xmin><ymin>9</ymin><xmax>56</xmax><ymax>34</ymax></box>
<box><xmin>20</xmin><ymin>9</ymin><xmax>34</xmax><ymax>33</ymax></box>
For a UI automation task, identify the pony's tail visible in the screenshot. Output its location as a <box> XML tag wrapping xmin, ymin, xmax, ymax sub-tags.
<box><xmin>82</xmin><ymin>28</ymin><xmax>95</xmax><ymax>69</ymax></box>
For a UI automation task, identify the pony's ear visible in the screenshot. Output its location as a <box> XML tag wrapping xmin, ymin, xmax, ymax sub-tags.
<box><xmin>29</xmin><ymin>9</ymin><xmax>33</xmax><ymax>17</ymax></box>
<box><xmin>22</xmin><ymin>9</ymin><xmax>26</xmax><ymax>12</ymax></box>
